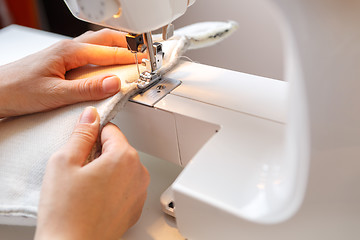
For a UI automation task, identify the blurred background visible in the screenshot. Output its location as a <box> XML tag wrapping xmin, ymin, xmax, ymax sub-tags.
<box><xmin>0</xmin><ymin>0</ymin><xmax>283</xmax><ymax>80</ymax></box>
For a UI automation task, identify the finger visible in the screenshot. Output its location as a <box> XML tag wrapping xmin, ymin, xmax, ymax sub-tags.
<box><xmin>62</xmin><ymin>107</ymin><xmax>100</xmax><ymax>166</ymax></box>
<box><xmin>64</xmin><ymin>44</ymin><xmax>148</xmax><ymax>71</ymax></box>
<box><xmin>59</xmin><ymin>75</ymin><xmax>121</xmax><ymax>103</ymax></box>
<box><xmin>100</xmin><ymin>123</ymin><xmax>130</xmax><ymax>156</ymax></box>
<box><xmin>73</xmin><ymin>30</ymin><xmax>95</xmax><ymax>42</ymax></box>
<box><xmin>82</xmin><ymin>123</ymin><xmax>140</xmax><ymax>173</ymax></box>
<box><xmin>74</xmin><ymin>29</ymin><xmax>128</xmax><ymax>48</ymax></box>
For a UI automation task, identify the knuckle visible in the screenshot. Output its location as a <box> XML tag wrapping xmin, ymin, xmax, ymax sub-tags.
<box><xmin>122</xmin><ymin>145</ymin><xmax>140</xmax><ymax>166</ymax></box>
<box><xmin>113</xmin><ymin>47</ymin><xmax>121</xmax><ymax>63</ymax></box>
<box><xmin>48</xmin><ymin>150</ymin><xmax>73</xmax><ymax>167</ymax></box>
<box><xmin>127</xmin><ymin>145</ymin><xmax>139</xmax><ymax>160</ymax></box>
<box><xmin>57</xmin><ymin>39</ymin><xmax>74</xmax><ymax>49</ymax></box>
<box><xmin>143</xmin><ymin>166</ymin><xmax>150</xmax><ymax>182</ymax></box>
<box><xmin>52</xmin><ymin>39</ymin><xmax>79</xmax><ymax>64</ymax></box>
<box><xmin>139</xmin><ymin>166</ymin><xmax>150</xmax><ymax>188</ymax></box>
<box><xmin>99</xmin><ymin>28</ymin><xmax>111</xmax><ymax>35</ymax></box>
<box><xmin>84</xmin><ymin>30</ymin><xmax>94</xmax><ymax>35</ymax></box>
<box><xmin>123</xmin><ymin>146</ymin><xmax>150</xmax><ymax>184</ymax></box>
<box><xmin>77</xmin><ymin>79</ymin><xmax>102</xmax><ymax>98</ymax></box>
<box><xmin>74</xmin><ymin>30</ymin><xmax>94</xmax><ymax>42</ymax></box>
<box><xmin>51</xmin><ymin>151</ymin><xmax>67</xmax><ymax>160</ymax></box>
<box><xmin>98</xmin><ymin>28</ymin><xmax>114</xmax><ymax>40</ymax></box>
<box><xmin>72</xmin><ymin>127</ymin><xmax>97</xmax><ymax>144</ymax></box>
<box><xmin>47</xmin><ymin>82</ymin><xmax>66</xmax><ymax>98</ymax></box>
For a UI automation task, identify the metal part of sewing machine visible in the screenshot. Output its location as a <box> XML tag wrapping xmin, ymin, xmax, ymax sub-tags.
<box><xmin>63</xmin><ymin>0</ymin><xmax>193</xmax><ymax>106</ymax></box>
<box><xmin>125</xmin><ymin>31</ymin><xmax>181</xmax><ymax>106</ymax></box>
<box><xmin>125</xmin><ymin>32</ymin><xmax>163</xmax><ymax>88</ymax></box>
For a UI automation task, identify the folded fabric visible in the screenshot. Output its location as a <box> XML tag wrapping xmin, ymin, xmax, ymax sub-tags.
<box><xmin>0</xmin><ymin>21</ymin><xmax>237</xmax><ymax>226</ymax></box>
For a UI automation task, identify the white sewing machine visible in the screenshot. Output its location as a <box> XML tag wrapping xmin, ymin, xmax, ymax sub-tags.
<box><xmin>61</xmin><ymin>0</ymin><xmax>359</xmax><ymax>239</ymax></box>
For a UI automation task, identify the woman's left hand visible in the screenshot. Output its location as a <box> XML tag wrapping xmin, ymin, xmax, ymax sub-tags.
<box><xmin>0</xmin><ymin>28</ymin><xmax>146</xmax><ymax>118</ymax></box>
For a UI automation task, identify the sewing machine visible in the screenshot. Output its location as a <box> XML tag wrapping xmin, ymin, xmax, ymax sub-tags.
<box><xmin>64</xmin><ymin>0</ymin><xmax>196</xmax><ymax>103</ymax></box>
<box><xmin>60</xmin><ymin>0</ymin><xmax>360</xmax><ymax>239</ymax></box>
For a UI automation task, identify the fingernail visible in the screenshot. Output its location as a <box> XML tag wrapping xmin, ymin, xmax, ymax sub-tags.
<box><xmin>79</xmin><ymin>107</ymin><xmax>98</xmax><ymax>124</ymax></box>
<box><xmin>102</xmin><ymin>76</ymin><xmax>120</xmax><ymax>94</ymax></box>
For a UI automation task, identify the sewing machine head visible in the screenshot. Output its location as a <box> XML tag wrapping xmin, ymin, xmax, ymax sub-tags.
<box><xmin>63</xmin><ymin>0</ymin><xmax>195</xmax><ymax>33</ymax></box>
<box><xmin>64</xmin><ymin>0</ymin><xmax>195</xmax><ymax>92</ymax></box>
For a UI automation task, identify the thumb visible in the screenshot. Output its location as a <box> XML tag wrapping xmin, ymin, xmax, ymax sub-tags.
<box><xmin>64</xmin><ymin>106</ymin><xmax>100</xmax><ymax>166</ymax></box>
<box><xmin>62</xmin><ymin>75</ymin><xmax>121</xmax><ymax>104</ymax></box>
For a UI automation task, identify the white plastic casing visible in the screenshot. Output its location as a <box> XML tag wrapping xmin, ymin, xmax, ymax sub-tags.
<box><xmin>64</xmin><ymin>0</ymin><xmax>192</xmax><ymax>33</ymax></box>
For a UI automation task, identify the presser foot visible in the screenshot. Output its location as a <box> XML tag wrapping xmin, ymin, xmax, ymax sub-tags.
<box><xmin>136</xmin><ymin>71</ymin><xmax>161</xmax><ymax>90</ymax></box>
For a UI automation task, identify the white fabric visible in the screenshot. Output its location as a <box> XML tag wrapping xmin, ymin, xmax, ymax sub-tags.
<box><xmin>0</xmin><ymin>21</ymin><xmax>237</xmax><ymax>225</ymax></box>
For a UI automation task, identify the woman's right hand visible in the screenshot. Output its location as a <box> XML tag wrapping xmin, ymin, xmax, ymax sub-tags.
<box><xmin>35</xmin><ymin>107</ymin><xmax>150</xmax><ymax>240</ymax></box>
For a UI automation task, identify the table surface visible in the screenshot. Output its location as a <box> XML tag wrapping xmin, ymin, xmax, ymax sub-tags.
<box><xmin>0</xmin><ymin>25</ymin><xmax>185</xmax><ymax>240</ymax></box>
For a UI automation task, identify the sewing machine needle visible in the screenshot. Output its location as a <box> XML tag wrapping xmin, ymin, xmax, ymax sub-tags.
<box><xmin>134</xmin><ymin>52</ymin><xmax>140</xmax><ymax>77</ymax></box>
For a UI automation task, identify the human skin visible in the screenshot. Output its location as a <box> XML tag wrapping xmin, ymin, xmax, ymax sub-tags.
<box><xmin>0</xmin><ymin>28</ymin><xmax>147</xmax><ymax>118</ymax></box>
<box><xmin>35</xmin><ymin>107</ymin><xmax>150</xmax><ymax>240</ymax></box>
<box><xmin>0</xmin><ymin>29</ymin><xmax>150</xmax><ymax>239</ymax></box>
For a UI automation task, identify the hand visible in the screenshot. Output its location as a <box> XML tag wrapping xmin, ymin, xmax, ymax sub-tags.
<box><xmin>0</xmin><ymin>29</ymin><xmax>147</xmax><ymax>118</ymax></box>
<box><xmin>35</xmin><ymin>107</ymin><xmax>150</xmax><ymax>240</ymax></box>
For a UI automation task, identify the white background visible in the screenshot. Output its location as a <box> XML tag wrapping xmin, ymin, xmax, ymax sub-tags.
<box><xmin>174</xmin><ymin>0</ymin><xmax>284</xmax><ymax>80</ymax></box>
